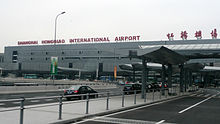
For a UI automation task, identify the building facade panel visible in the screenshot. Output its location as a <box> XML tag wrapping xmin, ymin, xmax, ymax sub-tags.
<box><xmin>3</xmin><ymin>39</ymin><xmax>220</xmax><ymax>78</ymax></box>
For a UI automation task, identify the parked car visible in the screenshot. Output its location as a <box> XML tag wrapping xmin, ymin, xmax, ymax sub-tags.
<box><xmin>147</xmin><ymin>82</ymin><xmax>159</xmax><ymax>89</ymax></box>
<box><xmin>64</xmin><ymin>85</ymin><xmax>98</xmax><ymax>100</ymax></box>
<box><xmin>123</xmin><ymin>83</ymin><xmax>142</xmax><ymax>94</ymax></box>
<box><xmin>158</xmin><ymin>82</ymin><xmax>168</xmax><ymax>88</ymax></box>
<box><xmin>146</xmin><ymin>83</ymin><xmax>160</xmax><ymax>92</ymax></box>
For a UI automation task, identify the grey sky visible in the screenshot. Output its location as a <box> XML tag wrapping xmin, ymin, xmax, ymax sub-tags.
<box><xmin>0</xmin><ymin>0</ymin><xmax>219</xmax><ymax>52</ymax></box>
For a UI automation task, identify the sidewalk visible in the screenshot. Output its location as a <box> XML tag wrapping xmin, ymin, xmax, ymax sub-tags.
<box><xmin>0</xmin><ymin>89</ymin><xmax>193</xmax><ymax>124</ymax></box>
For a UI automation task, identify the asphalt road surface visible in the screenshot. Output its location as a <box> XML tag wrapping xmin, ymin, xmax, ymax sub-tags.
<box><xmin>0</xmin><ymin>88</ymin><xmax>121</xmax><ymax>108</ymax></box>
<box><xmin>76</xmin><ymin>88</ymin><xmax>220</xmax><ymax>124</ymax></box>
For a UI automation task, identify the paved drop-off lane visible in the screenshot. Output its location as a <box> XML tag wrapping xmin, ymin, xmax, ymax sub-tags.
<box><xmin>79</xmin><ymin>89</ymin><xmax>220</xmax><ymax>124</ymax></box>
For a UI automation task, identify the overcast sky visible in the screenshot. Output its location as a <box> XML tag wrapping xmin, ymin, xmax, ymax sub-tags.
<box><xmin>0</xmin><ymin>0</ymin><xmax>220</xmax><ymax>52</ymax></box>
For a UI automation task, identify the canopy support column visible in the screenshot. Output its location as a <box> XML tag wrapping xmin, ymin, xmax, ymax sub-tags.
<box><xmin>180</xmin><ymin>64</ymin><xmax>184</xmax><ymax>92</ymax></box>
<box><xmin>168</xmin><ymin>64</ymin><xmax>172</xmax><ymax>94</ymax></box>
<box><xmin>133</xmin><ymin>68</ymin><xmax>136</xmax><ymax>83</ymax></box>
<box><xmin>141</xmin><ymin>58</ymin><xmax>147</xmax><ymax>99</ymax></box>
<box><xmin>162</xmin><ymin>64</ymin><xmax>166</xmax><ymax>95</ymax></box>
<box><xmin>189</xmin><ymin>70</ymin><xmax>192</xmax><ymax>87</ymax></box>
<box><xmin>184</xmin><ymin>69</ymin><xmax>188</xmax><ymax>92</ymax></box>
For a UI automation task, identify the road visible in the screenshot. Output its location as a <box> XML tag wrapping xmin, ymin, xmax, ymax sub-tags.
<box><xmin>0</xmin><ymin>88</ymin><xmax>122</xmax><ymax>108</ymax></box>
<box><xmin>76</xmin><ymin>88</ymin><xmax>220</xmax><ymax>124</ymax></box>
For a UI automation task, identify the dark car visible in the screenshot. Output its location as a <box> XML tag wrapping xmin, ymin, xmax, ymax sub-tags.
<box><xmin>147</xmin><ymin>82</ymin><xmax>159</xmax><ymax>89</ymax></box>
<box><xmin>64</xmin><ymin>85</ymin><xmax>98</xmax><ymax>100</ymax></box>
<box><xmin>123</xmin><ymin>83</ymin><xmax>142</xmax><ymax>94</ymax></box>
<box><xmin>158</xmin><ymin>82</ymin><xmax>168</xmax><ymax>88</ymax></box>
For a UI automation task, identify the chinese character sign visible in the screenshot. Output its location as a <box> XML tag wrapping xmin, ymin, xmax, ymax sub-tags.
<box><xmin>195</xmin><ymin>30</ymin><xmax>202</xmax><ymax>40</ymax></box>
<box><xmin>167</xmin><ymin>33</ymin><xmax>174</xmax><ymax>41</ymax></box>
<box><xmin>211</xmin><ymin>29</ymin><xmax>217</xmax><ymax>39</ymax></box>
<box><xmin>181</xmin><ymin>31</ymin><xmax>188</xmax><ymax>40</ymax></box>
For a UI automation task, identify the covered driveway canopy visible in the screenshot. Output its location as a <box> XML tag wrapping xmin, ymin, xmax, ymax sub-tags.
<box><xmin>129</xmin><ymin>46</ymin><xmax>188</xmax><ymax>97</ymax></box>
<box><xmin>119</xmin><ymin>62</ymin><xmax>205</xmax><ymax>73</ymax></box>
<box><xmin>202</xmin><ymin>66</ymin><xmax>220</xmax><ymax>72</ymax></box>
<box><xmin>184</xmin><ymin>63</ymin><xmax>205</xmax><ymax>72</ymax></box>
<box><xmin>100</xmin><ymin>45</ymin><xmax>187</xmax><ymax>65</ymax></box>
<box><xmin>135</xmin><ymin>46</ymin><xmax>188</xmax><ymax>65</ymax></box>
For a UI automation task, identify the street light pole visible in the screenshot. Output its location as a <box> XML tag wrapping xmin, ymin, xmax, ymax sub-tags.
<box><xmin>54</xmin><ymin>11</ymin><xmax>65</xmax><ymax>45</ymax></box>
<box><xmin>52</xmin><ymin>12</ymin><xmax>65</xmax><ymax>84</ymax></box>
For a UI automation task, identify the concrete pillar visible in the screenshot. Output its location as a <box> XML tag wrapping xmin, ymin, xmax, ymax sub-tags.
<box><xmin>133</xmin><ymin>69</ymin><xmax>135</xmax><ymax>83</ymax></box>
<box><xmin>204</xmin><ymin>72</ymin><xmax>208</xmax><ymax>88</ymax></box>
<box><xmin>179</xmin><ymin>64</ymin><xmax>184</xmax><ymax>92</ymax></box>
<box><xmin>162</xmin><ymin>64</ymin><xmax>166</xmax><ymax>95</ymax></box>
<box><xmin>167</xmin><ymin>64</ymin><xmax>172</xmax><ymax>95</ymax></box>
<box><xmin>96</xmin><ymin>62</ymin><xmax>99</xmax><ymax>80</ymax></box>
<box><xmin>79</xmin><ymin>70</ymin><xmax>81</xmax><ymax>80</ymax></box>
<box><xmin>184</xmin><ymin>69</ymin><xmax>188</xmax><ymax>92</ymax></box>
<box><xmin>192</xmin><ymin>74</ymin><xmax>195</xmax><ymax>84</ymax></box>
<box><xmin>168</xmin><ymin>64</ymin><xmax>172</xmax><ymax>88</ymax></box>
<box><xmin>141</xmin><ymin>58</ymin><xmax>147</xmax><ymax>99</ymax></box>
<box><xmin>189</xmin><ymin>70</ymin><xmax>192</xmax><ymax>86</ymax></box>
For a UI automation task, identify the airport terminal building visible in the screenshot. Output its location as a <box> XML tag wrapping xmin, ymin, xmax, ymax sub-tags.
<box><xmin>2</xmin><ymin>38</ymin><xmax>220</xmax><ymax>81</ymax></box>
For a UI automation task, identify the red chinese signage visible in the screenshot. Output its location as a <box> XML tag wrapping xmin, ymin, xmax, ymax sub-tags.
<box><xmin>181</xmin><ymin>31</ymin><xmax>188</xmax><ymax>40</ymax></box>
<box><xmin>211</xmin><ymin>29</ymin><xmax>217</xmax><ymax>39</ymax></box>
<box><xmin>167</xmin><ymin>33</ymin><xmax>174</xmax><ymax>41</ymax></box>
<box><xmin>195</xmin><ymin>30</ymin><xmax>202</xmax><ymax>39</ymax></box>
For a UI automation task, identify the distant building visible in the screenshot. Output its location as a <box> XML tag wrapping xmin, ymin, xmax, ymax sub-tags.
<box><xmin>2</xmin><ymin>39</ymin><xmax>220</xmax><ymax>79</ymax></box>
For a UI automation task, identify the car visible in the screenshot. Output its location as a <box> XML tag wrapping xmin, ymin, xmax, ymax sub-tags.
<box><xmin>146</xmin><ymin>82</ymin><xmax>160</xmax><ymax>91</ymax></box>
<box><xmin>64</xmin><ymin>85</ymin><xmax>98</xmax><ymax>100</ymax></box>
<box><xmin>147</xmin><ymin>82</ymin><xmax>159</xmax><ymax>89</ymax></box>
<box><xmin>158</xmin><ymin>82</ymin><xmax>168</xmax><ymax>88</ymax></box>
<box><xmin>123</xmin><ymin>83</ymin><xmax>142</xmax><ymax>94</ymax></box>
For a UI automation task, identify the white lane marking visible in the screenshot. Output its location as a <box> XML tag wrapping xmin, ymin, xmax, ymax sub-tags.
<box><xmin>179</xmin><ymin>92</ymin><xmax>220</xmax><ymax>114</ymax></box>
<box><xmin>12</xmin><ymin>102</ymin><xmax>20</xmax><ymax>104</ymax></box>
<box><xmin>44</xmin><ymin>99</ymin><xmax>54</xmax><ymax>101</ymax></box>
<box><xmin>196</xmin><ymin>94</ymin><xmax>204</xmax><ymax>97</ymax></box>
<box><xmin>204</xmin><ymin>94</ymin><xmax>211</xmax><ymax>97</ymax></box>
<box><xmin>93</xmin><ymin>117</ymin><xmax>162</xmax><ymax>124</ymax></box>
<box><xmin>156</xmin><ymin>120</ymin><xmax>165</xmax><ymax>124</ymax></box>
<box><xmin>46</xmin><ymin>93</ymin><xmax>56</xmax><ymax>95</ymax></box>
<box><xmin>189</xmin><ymin>94</ymin><xmax>197</xmax><ymax>96</ymax></box>
<box><xmin>74</xmin><ymin>97</ymin><xmax>182</xmax><ymax>124</ymax></box>
<box><xmin>74</xmin><ymin>117</ymin><xmax>100</xmax><ymax>124</ymax></box>
<box><xmin>30</xmin><ymin>100</ymin><xmax>40</xmax><ymax>103</ymax></box>
<box><xmin>11</xmin><ymin>95</ymin><xmax>22</xmax><ymax>97</ymax></box>
<box><xmin>103</xmin><ymin>99</ymin><xmax>176</xmax><ymax>117</ymax></box>
<box><xmin>0</xmin><ymin>103</ymin><xmax>4</xmax><ymax>105</ymax></box>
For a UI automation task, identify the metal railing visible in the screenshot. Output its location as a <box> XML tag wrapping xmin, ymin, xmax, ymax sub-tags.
<box><xmin>0</xmin><ymin>86</ymin><xmax>198</xmax><ymax>124</ymax></box>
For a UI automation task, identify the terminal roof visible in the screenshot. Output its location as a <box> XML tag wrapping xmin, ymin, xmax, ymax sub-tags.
<box><xmin>136</xmin><ymin>46</ymin><xmax>188</xmax><ymax>65</ymax></box>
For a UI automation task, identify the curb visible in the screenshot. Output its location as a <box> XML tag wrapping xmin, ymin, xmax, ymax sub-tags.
<box><xmin>51</xmin><ymin>93</ymin><xmax>193</xmax><ymax>124</ymax></box>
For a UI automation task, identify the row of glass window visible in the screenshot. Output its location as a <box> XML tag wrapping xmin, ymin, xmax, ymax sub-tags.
<box><xmin>29</xmin><ymin>51</ymin><xmax>102</xmax><ymax>55</ymax></box>
<box><xmin>12</xmin><ymin>56</ymin><xmax>127</xmax><ymax>63</ymax></box>
<box><xmin>13</xmin><ymin>50</ymin><xmax>102</xmax><ymax>56</ymax></box>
